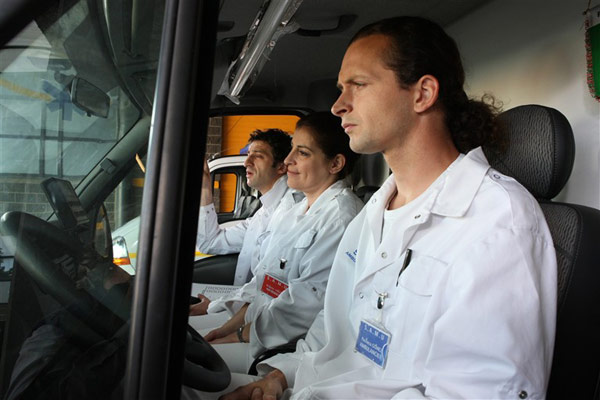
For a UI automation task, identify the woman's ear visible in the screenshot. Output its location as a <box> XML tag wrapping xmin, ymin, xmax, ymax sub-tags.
<box><xmin>329</xmin><ymin>154</ymin><xmax>346</xmax><ymax>175</ymax></box>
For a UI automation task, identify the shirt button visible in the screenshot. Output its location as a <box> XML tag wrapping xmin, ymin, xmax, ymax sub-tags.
<box><xmin>371</xmin><ymin>198</ymin><xmax>377</xmax><ymax>204</ymax></box>
<box><xmin>381</xmin><ymin>252</ymin><xmax>387</xmax><ymax>259</ymax></box>
<box><xmin>518</xmin><ymin>390</ymin><xmax>528</xmax><ymax>399</ymax></box>
<box><xmin>359</xmin><ymin>292</ymin><xmax>364</xmax><ymax>299</ymax></box>
<box><xmin>493</xmin><ymin>173</ymin><xmax>501</xmax><ymax>179</ymax></box>
<box><xmin>414</xmin><ymin>214</ymin><xmax>421</xmax><ymax>219</ymax></box>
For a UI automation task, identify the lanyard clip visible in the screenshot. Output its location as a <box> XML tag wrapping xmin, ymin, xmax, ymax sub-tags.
<box><xmin>376</xmin><ymin>291</ymin><xmax>388</xmax><ymax>309</ymax></box>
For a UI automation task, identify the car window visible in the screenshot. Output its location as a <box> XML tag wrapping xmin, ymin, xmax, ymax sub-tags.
<box><xmin>214</xmin><ymin>171</ymin><xmax>238</xmax><ymax>213</ymax></box>
<box><xmin>0</xmin><ymin>24</ymin><xmax>140</xmax><ymax>221</ymax></box>
<box><xmin>0</xmin><ymin>1</ymin><xmax>155</xmax><ymax>397</ymax></box>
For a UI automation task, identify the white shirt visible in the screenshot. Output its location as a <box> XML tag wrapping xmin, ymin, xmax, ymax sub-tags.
<box><xmin>196</xmin><ymin>176</ymin><xmax>297</xmax><ymax>286</ymax></box>
<box><xmin>213</xmin><ymin>179</ymin><xmax>363</xmax><ymax>358</ymax></box>
<box><xmin>262</xmin><ymin>148</ymin><xmax>557</xmax><ymax>400</ymax></box>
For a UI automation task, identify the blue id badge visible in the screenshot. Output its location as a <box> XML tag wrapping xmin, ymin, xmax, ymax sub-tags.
<box><xmin>355</xmin><ymin>319</ymin><xmax>391</xmax><ymax>368</ymax></box>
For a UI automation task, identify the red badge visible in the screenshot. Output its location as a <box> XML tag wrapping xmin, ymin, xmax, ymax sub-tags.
<box><xmin>261</xmin><ymin>274</ymin><xmax>289</xmax><ymax>298</ymax></box>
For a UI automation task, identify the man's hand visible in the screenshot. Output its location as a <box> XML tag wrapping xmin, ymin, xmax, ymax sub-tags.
<box><xmin>200</xmin><ymin>158</ymin><xmax>213</xmax><ymax>206</ymax></box>
<box><xmin>189</xmin><ymin>294</ymin><xmax>211</xmax><ymax>316</ymax></box>
<box><xmin>219</xmin><ymin>369</ymin><xmax>287</xmax><ymax>400</ymax></box>
<box><xmin>103</xmin><ymin>265</ymin><xmax>131</xmax><ymax>290</ymax></box>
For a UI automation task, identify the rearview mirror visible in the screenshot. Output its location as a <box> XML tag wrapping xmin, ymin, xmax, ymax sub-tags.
<box><xmin>71</xmin><ymin>77</ymin><xmax>110</xmax><ymax>118</ymax></box>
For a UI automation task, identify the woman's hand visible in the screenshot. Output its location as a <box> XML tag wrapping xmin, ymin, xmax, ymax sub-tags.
<box><xmin>207</xmin><ymin>323</ymin><xmax>251</xmax><ymax>344</ymax></box>
<box><xmin>219</xmin><ymin>369</ymin><xmax>287</xmax><ymax>400</ymax></box>
<box><xmin>203</xmin><ymin>327</ymin><xmax>229</xmax><ymax>342</ymax></box>
<box><xmin>189</xmin><ymin>294</ymin><xmax>211</xmax><ymax>316</ymax></box>
<box><xmin>206</xmin><ymin>330</ymin><xmax>238</xmax><ymax>344</ymax></box>
<box><xmin>203</xmin><ymin>303</ymin><xmax>250</xmax><ymax>343</ymax></box>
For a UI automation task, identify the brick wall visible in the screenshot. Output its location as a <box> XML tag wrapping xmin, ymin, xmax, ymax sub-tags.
<box><xmin>206</xmin><ymin>116</ymin><xmax>223</xmax><ymax>157</ymax></box>
<box><xmin>0</xmin><ymin>177</ymin><xmax>74</xmax><ymax>219</ymax></box>
<box><xmin>207</xmin><ymin>117</ymin><xmax>222</xmax><ymax>209</ymax></box>
<box><xmin>0</xmin><ymin>117</ymin><xmax>223</xmax><ymax>228</ymax></box>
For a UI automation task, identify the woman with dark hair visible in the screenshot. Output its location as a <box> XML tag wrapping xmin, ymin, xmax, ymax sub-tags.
<box><xmin>190</xmin><ymin>111</ymin><xmax>363</xmax><ymax>374</ymax></box>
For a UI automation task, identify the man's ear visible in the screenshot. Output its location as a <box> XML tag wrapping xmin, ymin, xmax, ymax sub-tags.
<box><xmin>275</xmin><ymin>162</ymin><xmax>287</xmax><ymax>175</ymax></box>
<box><xmin>329</xmin><ymin>154</ymin><xmax>346</xmax><ymax>175</ymax></box>
<box><xmin>413</xmin><ymin>74</ymin><xmax>439</xmax><ymax>113</ymax></box>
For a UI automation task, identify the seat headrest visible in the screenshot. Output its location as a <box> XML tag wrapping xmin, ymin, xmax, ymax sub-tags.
<box><xmin>484</xmin><ymin>105</ymin><xmax>575</xmax><ymax>200</ymax></box>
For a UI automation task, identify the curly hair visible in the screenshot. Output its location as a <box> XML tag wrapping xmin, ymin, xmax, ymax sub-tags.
<box><xmin>248</xmin><ymin>128</ymin><xmax>292</xmax><ymax>166</ymax></box>
<box><xmin>351</xmin><ymin>16</ymin><xmax>506</xmax><ymax>154</ymax></box>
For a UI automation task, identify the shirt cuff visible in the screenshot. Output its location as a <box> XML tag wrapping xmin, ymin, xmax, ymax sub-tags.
<box><xmin>256</xmin><ymin>352</ymin><xmax>302</xmax><ymax>388</ymax></box>
<box><xmin>199</xmin><ymin>203</ymin><xmax>216</xmax><ymax>214</ymax></box>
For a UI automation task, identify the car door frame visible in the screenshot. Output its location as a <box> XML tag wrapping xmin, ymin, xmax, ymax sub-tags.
<box><xmin>124</xmin><ymin>0</ymin><xmax>218</xmax><ymax>398</ymax></box>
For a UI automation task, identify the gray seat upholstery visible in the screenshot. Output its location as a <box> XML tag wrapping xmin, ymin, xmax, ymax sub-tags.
<box><xmin>233</xmin><ymin>194</ymin><xmax>261</xmax><ymax>220</ymax></box>
<box><xmin>485</xmin><ymin>104</ymin><xmax>600</xmax><ymax>399</ymax></box>
<box><xmin>351</xmin><ymin>152</ymin><xmax>388</xmax><ymax>204</ymax></box>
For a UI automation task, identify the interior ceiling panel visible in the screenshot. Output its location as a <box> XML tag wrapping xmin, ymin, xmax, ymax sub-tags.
<box><xmin>212</xmin><ymin>0</ymin><xmax>492</xmax><ymax>109</ymax></box>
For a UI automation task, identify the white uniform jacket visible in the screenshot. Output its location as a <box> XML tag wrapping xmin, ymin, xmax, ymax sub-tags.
<box><xmin>217</xmin><ymin>179</ymin><xmax>363</xmax><ymax>357</ymax></box>
<box><xmin>262</xmin><ymin>148</ymin><xmax>557</xmax><ymax>400</ymax></box>
<box><xmin>196</xmin><ymin>176</ymin><xmax>297</xmax><ymax>286</ymax></box>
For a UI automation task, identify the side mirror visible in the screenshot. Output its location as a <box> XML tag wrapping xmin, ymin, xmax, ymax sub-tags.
<box><xmin>71</xmin><ymin>77</ymin><xmax>110</xmax><ymax>118</ymax></box>
<box><xmin>93</xmin><ymin>204</ymin><xmax>113</xmax><ymax>260</ymax></box>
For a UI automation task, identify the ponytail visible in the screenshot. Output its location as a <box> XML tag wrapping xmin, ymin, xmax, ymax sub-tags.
<box><xmin>444</xmin><ymin>92</ymin><xmax>506</xmax><ymax>154</ymax></box>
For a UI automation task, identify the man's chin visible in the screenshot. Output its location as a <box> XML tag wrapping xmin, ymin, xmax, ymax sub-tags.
<box><xmin>349</xmin><ymin>140</ymin><xmax>368</xmax><ymax>154</ymax></box>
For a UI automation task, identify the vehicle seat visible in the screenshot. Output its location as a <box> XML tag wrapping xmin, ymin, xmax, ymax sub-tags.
<box><xmin>351</xmin><ymin>152</ymin><xmax>388</xmax><ymax>204</ymax></box>
<box><xmin>233</xmin><ymin>181</ymin><xmax>261</xmax><ymax>220</ymax></box>
<box><xmin>233</xmin><ymin>194</ymin><xmax>261</xmax><ymax>220</ymax></box>
<box><xmin>484</xmin><ymin>104</ymin><xmax>600</xmax><ymax>399</ymax></box>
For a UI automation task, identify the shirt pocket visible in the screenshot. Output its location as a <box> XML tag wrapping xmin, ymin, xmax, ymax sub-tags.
<box><xmin>294</xmin><ymin>228</ymin><xmax>317</xmax><ymax>249</ymax></box>
<box><xmin>396</xmin><ymin>253</ymin><xmax>447</xmax><ymax>296</ymax></box>
<box><xmin>382</xmin><ymin>254</ymin><xmax>448</xmax><ymax>379</ymax></box>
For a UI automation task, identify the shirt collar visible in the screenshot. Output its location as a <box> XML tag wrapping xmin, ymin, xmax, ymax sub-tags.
<box><xmin>431</xmin><ymin>147</ymin><xmax>490</xmax><ymax>217</ymax></box>
<box><xmin>259</xmin><ymin>175</ymin><xmax>288</xmax><ymax>210</ymax></box>
<box><xmin>369</xmin><ymin>147</ymin><xmax>490</xmax><ymax>219</ymax></box>
<box><xmin>302</xmin><ymin>179</ymin><xmax>350</xmax><ymax>216</ymax></box>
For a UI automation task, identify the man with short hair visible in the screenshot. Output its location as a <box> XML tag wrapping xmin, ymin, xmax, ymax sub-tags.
<box><xmin>191</xmin><ymin>129</ymin><xmax>294</xmax><ymax>316</ymax></box>
<box><xmin>218</xmin><ymin>16</ymin><xmax>557</xmax><ymax>399</ymax></box>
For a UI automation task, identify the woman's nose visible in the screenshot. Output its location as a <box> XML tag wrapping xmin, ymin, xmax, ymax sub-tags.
<box><xmin>284</xmin><ymin>151</ymin><xmax>295</xmax><ymax>166</ymax></box>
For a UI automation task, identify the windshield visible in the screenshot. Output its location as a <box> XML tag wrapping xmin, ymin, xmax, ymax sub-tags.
<box><xmin>0</xmin><ymin>2</ymin><xmax>140</xmax><ymax>221</ymax></box>
<box><xmin>0</xmin><ymin>1</ymin><xmax>159</xmax><ymax>398</ymax></box>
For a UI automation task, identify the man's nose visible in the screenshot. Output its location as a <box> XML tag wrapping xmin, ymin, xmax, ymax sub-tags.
<box><xmin>331</xmin><ymin>92</ymin><xmax>349</xmax><ymax>116</ymax></box>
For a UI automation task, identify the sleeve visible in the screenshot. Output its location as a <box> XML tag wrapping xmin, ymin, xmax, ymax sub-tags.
<box><xmin>195</xmin><ymin>203</ymin><xmax>249</xmax><ymax>254</ymax></box>
<box><xmin>246</xmin><ymin>218</ymin><xmax>348</xmax><ymax>356</ymax></box>
<box><xmin>256</xmin><ymin>310</ymin><xmax>326</xmax><ymax>387</ymax></box>
<box><xmin>206</xmin><ymin>276</ymin><xmax>259</xmax><ymax>314</ymax></box>
<box><xmin>391</xmin><ymin>228</ymin><xmax>556</xmax><ymax>399</ymax></box>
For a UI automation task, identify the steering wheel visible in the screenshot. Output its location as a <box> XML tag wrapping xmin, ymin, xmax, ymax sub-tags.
<box><xmin>0</xmin><ymin>211</ymin><xmax>231</xmax><ymax>392</ymax></box>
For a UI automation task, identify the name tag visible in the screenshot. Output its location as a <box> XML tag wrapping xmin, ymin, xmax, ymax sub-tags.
<box><xmin>355</xmin><ymin>320</ymin><xmax>391</xmax><ymax>368</ymax></box>
<box><xmin>261</xmin><ymin>274</ymin><xmax>289</xmax><ymax>298</ymax></box>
